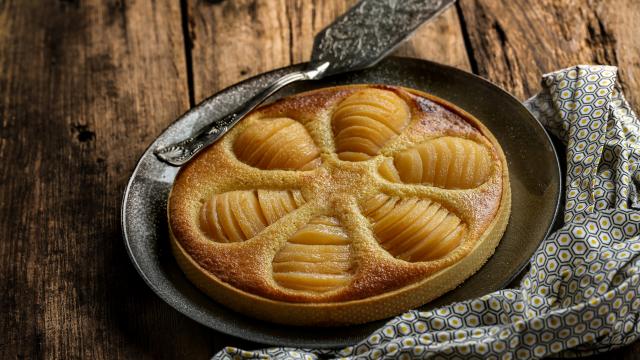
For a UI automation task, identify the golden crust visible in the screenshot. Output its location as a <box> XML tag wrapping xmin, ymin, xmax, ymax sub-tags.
<box><xmin>168</xmin><ymin>85</ymin><xmax>511</xmax><ymax>326</ymax></box>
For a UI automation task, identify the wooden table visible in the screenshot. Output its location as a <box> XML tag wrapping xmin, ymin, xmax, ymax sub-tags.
<box><xmin>1</xmin><ymin>0</ymin><xmax>639</xmax><ymax>358</ymax></box>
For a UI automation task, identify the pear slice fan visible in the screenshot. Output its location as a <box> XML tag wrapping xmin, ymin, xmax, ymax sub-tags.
<box><xmin>168</xmin><ymin>85</ymin><xmax>510</xmax><ymax>326</ymax></box>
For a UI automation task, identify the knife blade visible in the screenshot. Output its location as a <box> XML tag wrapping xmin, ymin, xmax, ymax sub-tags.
<box><xmin>155</xmin><ymin>0</ymin><xmax>456</xmax><ymax>166</ymax></box>
<box><xmin>311</xmin><ymin>0</ymin><xmax>455</xmax><ymax>76</ymax></box>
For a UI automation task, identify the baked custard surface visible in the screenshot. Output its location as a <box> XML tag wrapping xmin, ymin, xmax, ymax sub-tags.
<box><xmin>168</xmin><ymin>85</ymin><xmax>511</xmax><ymax>326</ymax></box>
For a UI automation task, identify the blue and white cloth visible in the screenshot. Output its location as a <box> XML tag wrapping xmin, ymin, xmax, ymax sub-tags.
<box><xmin>214</xmin><ymin>65</ymin><xmax>640</xmax><ymax>359</ymax></box>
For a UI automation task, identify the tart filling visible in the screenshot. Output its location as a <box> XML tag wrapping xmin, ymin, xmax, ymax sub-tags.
<box><xmin>168</xmin><ymin>85</ymin><xmax>511</xmax><ymax>325</ymax></box>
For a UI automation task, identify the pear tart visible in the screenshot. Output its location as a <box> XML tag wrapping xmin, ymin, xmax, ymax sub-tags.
<box><xmin>168</xmin><ymin>85</ymin><xmax>511</xmax><ymax>326</ymax></box>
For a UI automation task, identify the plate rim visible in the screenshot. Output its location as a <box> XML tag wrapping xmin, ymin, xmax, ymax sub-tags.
<box><xmin>121</xmin><ymin>56</ymin><xmax>563</xmax><ymax>348</ymax></box>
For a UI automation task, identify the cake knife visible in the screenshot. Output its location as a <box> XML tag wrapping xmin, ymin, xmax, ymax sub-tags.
<box><xmin>155</xmin><ymin>0</ymin><xmax>455</xmax><ymax>166</ymax></box>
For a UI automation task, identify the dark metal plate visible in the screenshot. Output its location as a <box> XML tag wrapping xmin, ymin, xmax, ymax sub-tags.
<box><xmin>121</xmin><ymin>57</ymin><xmax>562</xmax><ymax>348</ymax></box>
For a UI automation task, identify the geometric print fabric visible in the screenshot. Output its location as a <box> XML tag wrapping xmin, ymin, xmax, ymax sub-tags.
<box><xmin>214</xmin><ymin>66</ymin><xmax>640</xmax><ymax>359</ymax></box>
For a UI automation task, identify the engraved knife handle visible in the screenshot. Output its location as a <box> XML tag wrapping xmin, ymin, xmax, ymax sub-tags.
<box><xmin>154</xmin><ymin>62</ymin><xmax>330</xmax><ymax>166</ymax></box>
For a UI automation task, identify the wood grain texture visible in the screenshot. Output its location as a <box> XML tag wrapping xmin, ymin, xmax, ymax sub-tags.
<box><xmin>186</xmin><ymin>0</ymin><xmax>470</xmax><ymax>102</ymax></box>
<box><xmin>0</xmin><ymin>0</ymin><xmax>220</xmax><ymax>358</ymax></box>
<box><xmin>458</xmin><ymin>0</ymin><xmax>640</xmax><ymax>109</ymax></box>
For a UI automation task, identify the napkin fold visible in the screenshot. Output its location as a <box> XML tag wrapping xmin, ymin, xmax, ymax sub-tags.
<box><xmin>214</xmin><ymin>65</ymin><xmax>640</xmax><ymax>359</ymax></box>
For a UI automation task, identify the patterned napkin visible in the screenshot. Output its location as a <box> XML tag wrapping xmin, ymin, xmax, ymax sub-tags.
<box><xmin>214</xmin><ymin>65</ymin><xmax>640</xmax><ymax>359</ymax></box>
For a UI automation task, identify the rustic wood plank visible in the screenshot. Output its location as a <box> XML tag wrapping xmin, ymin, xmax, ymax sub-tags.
<box><xmin>395</xmin><ymin>6</ymin><xmax>471</xmax><ymax>71</ymax></box>
<box><xmin>0</xmin><ymin>0</ymin><xmax>215</xmax><ymax>358</ymax></box>
<box><xmin>458</xmin><ymin>0</ymin><xmax>640</xmax><ymax>109</ymax></box>
<box><xmin>186</xmin><ymin>0</ymin><xmax>470</xmax><ymax>102</ymax></box>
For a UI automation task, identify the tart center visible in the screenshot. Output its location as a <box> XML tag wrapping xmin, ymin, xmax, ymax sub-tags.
<box><xmin>304</xmin><ymin>156</ymin><xmax>379</xmax><ymax>206</ymax></box>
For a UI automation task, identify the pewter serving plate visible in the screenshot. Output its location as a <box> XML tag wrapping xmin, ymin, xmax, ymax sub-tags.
<box><xmin>122</xmin><ymin>57</ymin><xmax>562</xmax><ymax>348</ymax></box>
